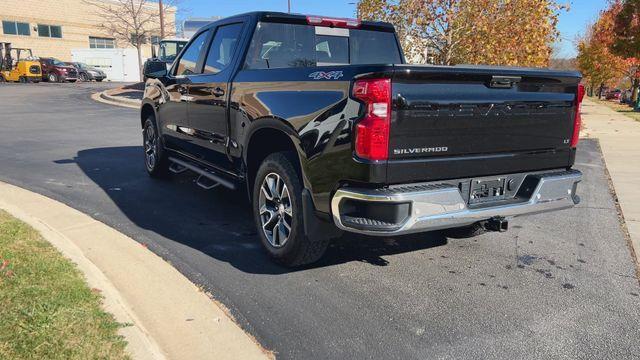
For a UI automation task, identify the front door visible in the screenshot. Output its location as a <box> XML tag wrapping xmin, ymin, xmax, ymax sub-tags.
<box><xmin>187</xmin><ymin>22</ymin><xmax>244</xmax><ymax>171</ymax></box>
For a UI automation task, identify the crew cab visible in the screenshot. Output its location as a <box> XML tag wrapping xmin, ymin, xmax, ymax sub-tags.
<box><xmin>141</xmin><ymin>12</ymin><xmax>584</xmax><ymax>266</ymax></box>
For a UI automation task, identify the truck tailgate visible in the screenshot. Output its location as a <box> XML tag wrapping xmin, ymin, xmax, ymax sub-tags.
<box><xmin>387</xmin><ymin>65</ymin><xmax>581</xmax><ymax>183</ymax></box>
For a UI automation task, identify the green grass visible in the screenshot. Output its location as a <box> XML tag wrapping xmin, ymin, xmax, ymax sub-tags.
<box><xmin>588</xmin><ymin>97</ymin><xmax>640</xmax><ymax>122</ymax></box>
<box><xmin>0</xmin><ymin>210</ymin><xmax>129</xmax><ymax>360</ymax></box>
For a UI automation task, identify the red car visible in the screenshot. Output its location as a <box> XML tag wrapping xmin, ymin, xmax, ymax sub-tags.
<box><xmin>39</xmin><ymin>57</ymin><xmax>78</xmax><ymax>82</ymax></box>
<box><xmin>605</xmin><ymin>89</ymin><xmax>622</xmax><ymax>101</ymax></box>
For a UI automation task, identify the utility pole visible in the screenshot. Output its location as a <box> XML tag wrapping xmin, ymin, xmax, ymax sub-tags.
<box><xmin>288</xmin><ymin>0</ymin><xmax>291</xmax><ymax>13</ymax></box>
<box><xmin>159</xmin><ymin>0</ymin><xmax>165</xmax><ymax>39</ymax></box>
<box><xmin>349</xmin><ymin>1</ymin><xmax>360</xmax><ymax>18</ymax></box>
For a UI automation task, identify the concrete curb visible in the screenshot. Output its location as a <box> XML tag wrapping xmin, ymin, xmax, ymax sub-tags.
<box><xmin>0</xmin><ymin>181</ymin><xmax>273</xmax><ymax>360</ymax></box>
<box><xmin>93</xmin><ymin>88</ymin><xmax>142</xmax><ymax>109</ymax></box>
<box><xmin>92</xmin><ymin>92</ymin><xmax>139</xmax><ymax>109</ymax></box>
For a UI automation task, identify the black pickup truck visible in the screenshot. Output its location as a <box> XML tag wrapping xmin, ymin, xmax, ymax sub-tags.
<box><xmin>141</xmin><ymin>11</ymin><xmax>585</xmax><ymax>266</ymax></box>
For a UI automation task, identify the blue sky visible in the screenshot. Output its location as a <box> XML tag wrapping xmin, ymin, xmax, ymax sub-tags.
<box><xmin>176</xmin><ymin>0</ymin><xmax>608</xmax><ymax>58</ymax></box>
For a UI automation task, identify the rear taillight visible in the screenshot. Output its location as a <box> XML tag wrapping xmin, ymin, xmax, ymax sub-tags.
<box><xmin>352</xmin><ymin>78</ymin><xmax>391</xmax><ymax>161</ymax></box>
<box><xmin>571</xmin><ymin>83</ymin><xmax>585</xmax><ymax>148</ymax></box>
<box><xmin>307</xmin><ymin>16</ymin><xmax>361</xmax><ymax>28</ymax></box>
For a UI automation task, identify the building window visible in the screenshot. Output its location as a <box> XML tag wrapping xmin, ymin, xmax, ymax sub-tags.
<box><xmin>37</xmin><ymin>24</ymin><xmax>62</xmax><ymax>38</ymax></box>
<box><xmin>89</xmin><ymin>36</ymin><xmax>115</xmax><ymax>49</ymax></box>
<box><xmin>2</xmin><ymin>20</ymin><xmax>30</xmax><ymax>36</ymax></box>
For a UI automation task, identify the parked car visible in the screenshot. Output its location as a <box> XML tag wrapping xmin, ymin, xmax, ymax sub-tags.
<box><xmin>620</xmin><ymin>89</ymin><xmax>633</xmax><ymax>104</ymax></box>
<box><xmin>605</xmin><ymin>89</ymin><xmax>622</xmax><ymax>101</ymax></box>
<box><xmin>65</xmin><ymin>62</ymin><xmax>106</xmax><ymax>82</ymax></box>
<box><xmin>141</xmin><ymin>12</ymin><xmax>584</xmax><ymax>266</ymax></box>
<box><xmin>39</xmin><ymin>57</ymin><xmax>78</xmax><ymax>82</ymax></box>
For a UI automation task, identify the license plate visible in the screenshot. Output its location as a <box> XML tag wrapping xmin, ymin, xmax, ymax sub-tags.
<box><xmin>469</xmin><ymin>177</ymin><xmax>507</xmax><ymax>205</ymax></box>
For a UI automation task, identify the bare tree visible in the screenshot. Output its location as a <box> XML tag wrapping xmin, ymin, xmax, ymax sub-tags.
<box><xmin>84</xmin><ymin>0</ymin><xmax>176</xmax><ymax>81</ymax></box>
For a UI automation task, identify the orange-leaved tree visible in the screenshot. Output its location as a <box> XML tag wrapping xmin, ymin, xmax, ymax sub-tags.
<box><xmin>577</xmin><ymin>0</ymin><xmax>638</xmax><ymax>98</ymax></box>
<box><xmin>357</xmin><ymin>0</ymin><xmax>566</xmax><ymax>67</ymax></box>
<box><xmin>611</xmin><ymin>0</ymin><xmax>640</xmax><ymax>102</ymax></box>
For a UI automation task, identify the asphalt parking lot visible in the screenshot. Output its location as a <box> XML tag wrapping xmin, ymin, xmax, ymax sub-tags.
<box><xmin>1</xmin><ymin>82</ymin><xmax>639</xmax><ymax>359</ymax></box>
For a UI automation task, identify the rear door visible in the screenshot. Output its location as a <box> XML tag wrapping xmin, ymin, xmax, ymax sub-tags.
<box><xmin>40</xmin><ymin>58</ymin><xmax>51</xmax><ymax>79</ymax></box>
<box><xmin>186</xmin><ymin>20</ymin><xmax>245</xmax><ymax>171</ymax></box>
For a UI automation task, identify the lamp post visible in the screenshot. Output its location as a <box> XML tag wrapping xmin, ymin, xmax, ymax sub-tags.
<box><xmin>288</xmin><ymin>0</ymin><xmax>291</xmax><ymax>13</ymax></box>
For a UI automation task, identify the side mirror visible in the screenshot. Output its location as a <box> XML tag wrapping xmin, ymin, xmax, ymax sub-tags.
<box><xmin>144</xmin><ymin>59</ymin><xmax>168</xmax><ymax>79</ymax></box>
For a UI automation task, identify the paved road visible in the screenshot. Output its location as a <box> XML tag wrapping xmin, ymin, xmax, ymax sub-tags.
<box><xmin>1</xmin><ymin>82</ymin><xmax>639</xmax><ymax>359</ymax></box>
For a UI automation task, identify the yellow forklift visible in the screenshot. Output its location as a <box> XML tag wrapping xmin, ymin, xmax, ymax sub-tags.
<box><xmin>0</xmin><ymin>43</ymin><xmax>41</xmax><ymax>83</ymax></box>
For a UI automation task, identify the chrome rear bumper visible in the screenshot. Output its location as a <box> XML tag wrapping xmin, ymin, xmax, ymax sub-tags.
<box><xmin>330</xmin><ymin>170</ymin><xmax>582</xmax><ymax>236</ymax></box>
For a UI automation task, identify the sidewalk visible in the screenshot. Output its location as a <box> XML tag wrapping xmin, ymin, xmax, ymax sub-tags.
<box><xmin>0</xmin><ymin>181</ymin><xmax>272</xmax><ymax>360</ymax></box>
<box><xmin>582</xmin><ymin>99</ymin><xmax>640</xmax><ymax>265</ymax></box>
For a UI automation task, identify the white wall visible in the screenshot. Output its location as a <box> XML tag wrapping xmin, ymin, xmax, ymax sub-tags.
<box><xmin>71</xmin><ymin>48</ymin><xmax>147</xmax><ymax>82</ymax></box>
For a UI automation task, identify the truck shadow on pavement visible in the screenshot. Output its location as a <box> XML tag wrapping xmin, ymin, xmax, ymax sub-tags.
<box><xmin>67</xmin><ymin>146</ymin><xmax>448</xmax><ymax>274</ymax></box>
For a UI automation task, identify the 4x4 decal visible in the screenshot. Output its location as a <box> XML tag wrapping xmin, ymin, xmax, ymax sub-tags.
<box><xmin>308</xmin><ymin>71</ymin><xmax>344</xmax><ymax>80</ymax></box>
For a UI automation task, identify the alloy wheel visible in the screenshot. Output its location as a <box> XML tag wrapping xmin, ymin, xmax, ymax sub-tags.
<box><xmin>144</xmin><ymin>124</ymin><xmax>157</xmax><ymax>170</ymax></box>
<box><xmin>258</xmin><ymin>173</ymin><xmax>293</xmax><ymax>248</ymax></box>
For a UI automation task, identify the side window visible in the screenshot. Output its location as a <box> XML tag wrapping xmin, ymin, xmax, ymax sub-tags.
<box><xmin>245</xmin><ymin>22</ymin><xmax>315</xmax><ymax>69</ymax></box>
<box><xmin>203</xmin><ymin>23</ymin><xmax>243</xmax><ymax>74</ymax></box>
<box><xmin>174</xmin><ymin>30</ymin><xmax>210</xmax><ymax>76</ymax></box>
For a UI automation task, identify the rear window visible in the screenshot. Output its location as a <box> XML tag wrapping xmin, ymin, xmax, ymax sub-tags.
<box><xmin>244</xmin><ymin>22</ymin><xmax>401</xmax><ymax>70</ymax></box>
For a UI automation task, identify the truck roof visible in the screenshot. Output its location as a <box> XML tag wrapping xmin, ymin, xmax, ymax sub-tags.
<box><xmin>203</xmin><ymin>11</ymin><xmax>396</xmax><ymax>32</ymax></box>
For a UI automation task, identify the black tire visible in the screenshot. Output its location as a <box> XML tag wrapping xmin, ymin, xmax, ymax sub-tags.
<box><xmin>442</xmin><ymin>222</ymin><xmax>486</xmax><ymax>239</ymax></box>
<box><xmin>142</xmin><ymin>117</ymin><xmax>171</xmax><ymax>178</ymax></box>
<box><xmin>253</xmin><ymin>152</ymin><xmax>329</xmax><ymax>267</ymax></box>
<box><xmin>48</xmin><ymin>73</ymin><xmax>58</xmax><ymax>83</ymax></box>
<box><xmin>96</xmin><ymin>79</ymin><xmax>103</xmax><ymax>82</ymax></box>
<box><xmin>19</xmin><ymin>76</ymin><xmax>27</xmax><ymax>83</ymax></box>
<box><xmin>79</xmin><ymin>73</ymin><xmax>88</xmax><ymax>82</ymax></box>
<box><xmin>0</xmin><ymin>74</ymin><xmax>5</xmax><ymax>82</ymax></box>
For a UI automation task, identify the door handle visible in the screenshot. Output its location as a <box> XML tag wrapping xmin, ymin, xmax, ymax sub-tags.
<box><xmin>211</xmin><ymin>87</ymin><xmax>225</xmax><ymax>97</ymax></box>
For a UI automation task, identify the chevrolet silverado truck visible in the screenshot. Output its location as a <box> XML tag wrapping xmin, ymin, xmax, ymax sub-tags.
<box><xmin>141</xmin><ymin>12</ymin><xmax>585</xmax><ymax>267</ymax></box>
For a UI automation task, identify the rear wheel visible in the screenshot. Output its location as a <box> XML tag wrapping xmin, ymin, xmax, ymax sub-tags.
<box><xmin>79</xmin><ymin>73</ymin><xmax>88</xmax><ymax>82</ymax></box>
<box><xmin>142</xmin><ymin>117</ymin><xmax>170</xmax><ymax>178</ymax></box>
<box><xmin>48</xmin><ymin>73</ymin><xmax>58</xmax><ymax>83</ymax></box>
<box><xmin>19</xmin><ymin>76</ymin><xmax>27</xmax><ymax>83</ymax></box>
<box><xmin>253</xmin><ymin>152</ymin><xmax>330</xmax><ymax>267</ymax></box>
<box><xmin>0</xmin><ymin>74</ymin><xmax>5</xmax><ymax>82</ymax></box>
